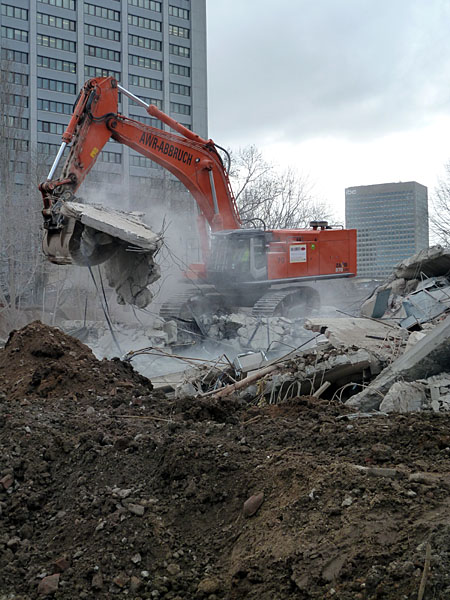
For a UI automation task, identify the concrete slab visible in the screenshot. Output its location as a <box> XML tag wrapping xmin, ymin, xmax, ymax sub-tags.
<box><xmin>304</xmin><ymin>317</ymin><xmax>407</xmax><ymax>358</ymax></box>
<box><xmin>346</xmin><ymin>314</ymin><xmax>450</xmax><ymax>411</ymax></box>
<box><xmin>61</xmin><ymin>202</ymin><xmax>161</xmax><ymax>250</ymax></box>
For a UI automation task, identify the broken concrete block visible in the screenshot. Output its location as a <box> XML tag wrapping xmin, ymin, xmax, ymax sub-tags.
<box><xmin>394</xmin><ymin>245</ymin><xmax>450</xmax><ymax>280</ymax></box>
<box><xmin>346</xmin><ymin>315</ymin><xmax>450</xmax><ymax>411</ymax></box>
<box><xmin>379</xmin><ymin>381</ymin><xmax>426</xmax><ymax>413</ymax></box>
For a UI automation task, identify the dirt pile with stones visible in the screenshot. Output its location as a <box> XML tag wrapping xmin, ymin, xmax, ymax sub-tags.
<box><xmin>1</xmin><ymin>322</ymin><xmax>450</xmax><ymax>599</ymax></box>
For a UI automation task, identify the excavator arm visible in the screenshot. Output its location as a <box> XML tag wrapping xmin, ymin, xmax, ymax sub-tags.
<box><xmin>39</xmin><ymin>76</ymin><xmax>241</xmax><ymax>265</ymax></box>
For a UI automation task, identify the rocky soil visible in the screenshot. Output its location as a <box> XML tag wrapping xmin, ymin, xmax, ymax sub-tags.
<box><xmin>1</xmin><ymin>322</ymin><xmax>450</xmax><ymax>599</ymax></box>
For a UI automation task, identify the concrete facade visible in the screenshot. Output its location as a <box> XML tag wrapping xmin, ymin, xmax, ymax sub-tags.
<box><xmin>345</xmin><ymin>181</ymin><xmax>429</xmax><ymax>278</ymax></box>
<box><xmin>1</xmin><ymin>0</ymin><xmax>206</xmax><ymax>260</ymax></box>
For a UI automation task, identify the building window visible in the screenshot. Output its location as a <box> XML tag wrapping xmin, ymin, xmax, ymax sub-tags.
<box><xmin>128</xmin><ymin>0</ymin><xmax>161</xmax><ymax>11</ymax></box>
<box><xmin>7</xmin><ymin>139</ymin><xmax>29</xmax><ymax>152</ymax></box>
<box><xmin>38</xmin><ymin>121</ymin><xmax>65</xmax><ymax>135</ymax></box>
<box><xmin>9</xmin><ymin>160</ymin><xmax>29</xmax><ymax>174</ymax></box>
<box><xmin>169</xmin><ymin>43</ymin><xmax>190</xmax><ymax>58</ymax></box>
<box><xmin>100</xmin><ymin>151</ymin><xmax>122</xmax><ymax>164</ymax></box>
<box><xmin>170</xmin><ymin>102</ymin><xmax>190</xmax><ymax>115</ymax></box>
<box><xmin>169</xmin><ymin>25</ymin><xmax>190</xmax><ymax>39</ymax></box>
<box><xmin>1</xmin><ymin>48</ymin><xmax>28</xmax><ymax>64</ymax></box>
<box><xmin>37</xmin><ymin>34</ymin><xmax>76</xmax><ymax>52</ymax></box>
<box><xmin>37</xmin><ymin>13</ymin><xmax>76</xmax><ymax>31</ymax></box>
<box><xmin>129</xmin><ymin>74</ymin><xmax>162</xmax><ymax>90</ymax></box>
<box><xmin>84</xmin><ymin>24</ymin><xmax>120</xmax><ymax>42</ymax></box>
<box><xmin>4</xmin><ymin>94</ymin><xmax>28</xmax><ymax>108</ymax></box>
<box><xmin>38</xmin><ymin>98</ymin><xmax>73</xmax><ymax>115</ymax></box>
<box><xmin>129</xmin><ymin>55</ymin><xmax>162</xmax><ymax>70</ymax></box>
<box><xmin>38</xmin><ymin>0</ymin><xmax>75</xmax><ymax>9</ymax></box>
<box><xmin>170</xmin><ymin>82</ymin><xmax>190</xmax><ymax>96</ymax></box>
<box><xmin>38</xmin><ymin>141</ymin><xmax>69</xmax><ymax>156</ymax></box>
<box><xmin>130</xmin><ymin>113</ymin><xmax>162</xmax><ymax>128</ymax></box>
<box><xmin>3</xmin><ymin>115</ymin><xmax>28</xmax><ymax>130</ymax></box>
<box><xmin>170</xmin><ymin>63</ymin><xmax>190</xmax><ymax>77</ymax></box>
<box><xmin>130</xmin><ymin>155</ymin><xmax>154</xmax><ymax>168</ymax></box>
<box><xmin>129</xmin><ymin>96</ymin><xmax>162</xmax><ymax>109</ymax></box>
<box><xmin>2</xmin><ymin>71</ymin><xmax>28</xmax><ymax>86</ymax></box>
<box><xmin>84</xmin><ymin>4</ymin><xmax>120</xmax><ymax>21</ymax></box>
<box><xmin>85</xmin><ymin>45</ymin><xmax>120</xmax><ymax>62</ymax></box>
<box><xmin>37</xmin><ymin>55</ymin><xmax>76</xmax><ymax>74</ymax></box>
<box><xmin>128</xmin><ymin>15</ymin><xmax>162</xmax><ymax>32</ymax></box>
<box><xmin>1</xmin><ymin>26</ymin><xmax>28</xmax><ymax>43</ymax></box>
<box><xmin>128</xmin><ymin>34</ymin><xmax>161</xmax><ymax>51</ymax></box>
<box><xmin>84</xmin><ymin>65</ymin><xmax>121</xmax><ymax>80</ymax></box>
<box><xmin>1</xmin><ymin>4</ymin><xmax>28</xmax><ymax>20</ymax></box>
<box><xmin>169</xmin><ymin>6</ymin><xmax>189</xmax><ymax>20</ymax></box>
<box><xmin>38</xmin><ymin>77</ymin><xmax>76</xmax><ymax>94</ymax></box>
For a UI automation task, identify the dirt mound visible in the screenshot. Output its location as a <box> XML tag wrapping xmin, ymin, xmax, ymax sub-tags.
<box><xmin>1</xmin><ymin>323</ymin><xmax>450</xmax><ymax>599</ymax></box>
<box><xmin>0</xmin><ymin>321</ymin><xmax>151</xmax><ymax>404</ymax></box>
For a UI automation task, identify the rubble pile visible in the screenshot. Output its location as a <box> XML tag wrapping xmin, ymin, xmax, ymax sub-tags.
<box><xmin>2</xmin><ymin>316</ymin><xmax>450</xmax><ymax>599</ymax></box>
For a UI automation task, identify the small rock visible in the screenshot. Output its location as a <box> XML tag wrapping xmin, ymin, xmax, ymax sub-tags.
<box><xmin>130</xmin><ymin>576</ymin><xmax>142</xmax><ymax>592</ymax></box>
<box><xmin>197</xmin><ymin>577</ymin><xmax>220</xmax><ymax>594</ymax></box>
<box><xmin>341</xmin><ymin>496</ymin><xmax>353</xmax><ymax>507</ymax></box>
<box><xmin>113</xmin><ymin>573</ymin><xmax>129</xmax><ymax>588</ymax></box>
<box><xmin>86</xmin><ymin>406</ymin><xmax>95</xmax><ymax>415</ymax></box>
<box><xmin>127</xmin><ymin>503</ymin><xmax>145</xmax><ymax>516</ymax></box>
<box><xmin>91</xmin><ymin>571</ymin><xmax>103</xmax><ymax>590</ymax></box>
<box><xmin>37</xmin><ymin>574</ymin><xmax>60</xmax><ymax>596</ymax></box>
<box><xmin>53</xmin><ymin>555</ymin><xmax>70</xmax><ymax>572</ymax></box>
<box><xmin>243</xmin><ymin>492</ymin><xmax>264</xmax><ymax>517</ymax></box>
<box><xmin>0</xmin><ymin>473</ymin><xmax>14</xmax><ymax>490</ymax></box>
<box><xmin>167</xmin><ymin>563</ymin><xmax>181</xmax><ymax>576</ymax></box>
<box><xmin>131</xmin><ymin>553</ymin><xmax>142</xmax><ymax>564</ymax></box>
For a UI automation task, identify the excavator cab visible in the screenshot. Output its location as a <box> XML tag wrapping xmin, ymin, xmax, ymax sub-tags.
<box><xmin>208</xmin><ymin>230</ymin><xmax>269</xmax><ymax>285</ymax></box>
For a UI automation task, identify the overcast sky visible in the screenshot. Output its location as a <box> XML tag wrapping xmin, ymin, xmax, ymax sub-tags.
<box><xmin>206</xmin><ymin>0</ymin><xmax>450</xmax><ymax>221</ymax></box>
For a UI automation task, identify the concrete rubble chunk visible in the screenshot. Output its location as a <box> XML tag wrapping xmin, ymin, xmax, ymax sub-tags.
<box><xmin>37</xmin><ymin>574</ymin><xmax>60</xmax><ymax>596</ymax></box>
<box><xmin>394</xmin><ymin>245</ymin><xmax>450</xmax><ymax>280</ymax></box>
<box><xmin>346</xmin><ymin>315</ymin><xmax>450</xmax><ymax>411</ymax></box>
<box><xmin>379</xmin><ymin>381</ymin><xmax>427</xmax><ymax>413</ymax></box>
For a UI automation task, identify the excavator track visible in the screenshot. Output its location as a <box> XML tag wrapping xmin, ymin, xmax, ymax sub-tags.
<box><xmin>251</xmin><ymin>287</ymin><xmax>320</xmax><ymax>318</ymax></box>
<box><xmin>159</xmin><ymin>289</ymin><xmax>227</xmax><ymax>322</ymax></box>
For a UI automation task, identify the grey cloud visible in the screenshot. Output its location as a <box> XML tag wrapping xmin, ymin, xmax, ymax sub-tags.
<box><xmin>207</xmin><ymin>0</ymin><xmax>450</xmax><ymax>145</ymax></box>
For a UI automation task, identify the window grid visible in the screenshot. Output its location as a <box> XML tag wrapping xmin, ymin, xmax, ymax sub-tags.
<box><xmin>1</xmin><ymin>4</ymin><xmax>28</xmax><ymax>20</ymax></box>
<box><xmin>170</xmin><ymin>101</ymin><xmax>190</xmax><ymax>115</ymax></box>
<box><xmin>169</xmin><ymin>43</ymin><xmax>190</xmax><ymax>58</ymax></box>
<box><xmin>37</xmin><ymin>34</ymin><xmax>76</xmax><ymax>52</ymax></box>
<box><xmin>84</xmin><ymin>24</ymin><xmax>120</xmax><ymax>42</ymax></box>
<box><xmin>128</xmin><ymin>15</ymin><xmax>162</xmax><ymax>32</ymax></box>
<box><xmin>129</xmin><ymin>74</ymin><xmax>162</xmax><ymax>90</ymax></box>
<box><xmin>38</xmin><ymin>141</ymin><xmax>69</xmax><ymax>156</ymax></box>
<box><xmin>4</xmin><ymin>94</ymin><xmax>28</xmax><ymax>108</ymax></box>
<box><xmin>3</xmin><ymin>115</ymin><xmax>29</xmax><ymax>130</ymax></box>
<box><xmin>170</xmin><ymin>82</ymin><xmax>190</xmax><ymax>96</ymax></box>
<box><xmin>38</xmin><ymin>121</ymin><xmax>65</xmax><ymax>135</ymax></box>
<box><xmin>170</xmin><ymin>63</ymin><xmax>190</xmax><ymax>77</ymax></box>
<box><xmin>37</xmin><ymin>55</ymin><xmax>76</xmax><ymax>74</ymax></box>
<box><xmin>100</xmin><ymin>151</ymin><xmax>122</xmax><ymax>164</ymax></box>
<box><xmin>38</xmin><ymin>98</ymin><xmax>73</xmax><ymax>115</ymax></box>
<box><xmin>84</xmin><ymin>4</ymin><xmax>120</xmax><ymax>21</ymax></box>
<box><xmin>129</xmin><ymin>96</ymin><xmax>162</xmax><ymax>109</ymax></box>
<box><xmin>2</xmin><ymin>71</ymin><xmax>28</xmax><ymax>86</ymax></box>
<box><xmin>169</xmin><ymin>25</ymin><xmax>189</xmax><ymax>39</ymax></box>
<box><xmin>129</xmin><ymin>54</ymin><xmax>162</xmax><ymax>70</ymax></box>
<box><xmin>1</xmin><ymin>48</ymin><xmax>28</xmax><ymax>64</ymax></box>
<box><xmin>128</xmin><ymin>34</ymin><xmax>161</xmax><ymax>51</ymax></box>
<box><xmin>1</xmin><ymin>26</ymin><xmax>28</xmax><ymax>43</ymax></box>
<box><xmin>38</xmin><ymin>77</ymin><xmax>76</xmax><ymax>94</ymax></box>
<box><xmin>38</xmin><ymin>0</ymin><xmax>75</xmax><ymax>9</ymax></box>
<box><xmin>37</xmin><ymin>13</ymin><xmax>76</xmax><ymax>31</ymax></box>
<box><xmin>128</xmin><ymin>0</ymin><xmax>161</xmax><ymax>11</ymax></box>
<box><xmin>85</xmin><ymin>45</ymin><xmax>120</xmax><ymax>62</ymax></box>
<box><xmin>169</xmin><ymin>6</ymin><xmax>189</xmax><ymax>20</ymax></box>
<box><xmin>84</xmin><ymin>65</ymin><xmax>121</xmax><ymax>80</ymax></box>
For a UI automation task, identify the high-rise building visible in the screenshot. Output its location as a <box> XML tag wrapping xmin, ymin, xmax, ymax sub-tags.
<box><xmin>345</xmin><ymin>181</ymin><xmax>429</xmax><ymax>278</ymax></box>
<box><xmin>1</xmin><ymin>0</ymin><xmax>207</xmax><ymax>260</ymax></box>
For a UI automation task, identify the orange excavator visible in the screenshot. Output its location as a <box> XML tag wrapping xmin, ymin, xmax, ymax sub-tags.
<box><xmin>40</xmin><ymin>76</ymin><xmax>356</xmax><ymax>318</ymax></box>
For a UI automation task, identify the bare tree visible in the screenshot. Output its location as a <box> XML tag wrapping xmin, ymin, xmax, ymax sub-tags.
<box><xmin>228</xmin><ymin>145</ymin><xmax>331</xmax><ymax>229</ymax></box>
<box><xmin>0</xmin><ymin>51</ymin><xmax>47</xmax><ymax>330</ymax></box>
<box><xmin>430</xmin><ymin>161</ymin><xmax>450</xmax><ymax>246</ymax></box>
